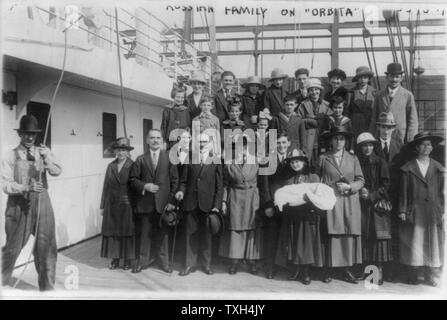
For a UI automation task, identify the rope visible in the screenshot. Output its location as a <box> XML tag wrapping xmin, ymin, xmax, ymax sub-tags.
<box><xmin>13</xmin><ymin>23</ymin><xmax>69</xmax><ymax>290</ymax></box>
<box><xmin>395</xmin><ymin>15</ymin><xmax>410</xmax><ymax>89</ymax></box>
<box><xmin>114</xmin><ymin>7</ymin><xmax>128</xmax><ymax>138</ymax></box>
<box><xmin>369</xmin><ymin>36</ymin><xmax>381</xmax><ymax>91</ymax></box>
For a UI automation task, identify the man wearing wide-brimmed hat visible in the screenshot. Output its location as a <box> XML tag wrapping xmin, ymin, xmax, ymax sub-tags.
<box><xmin>1</xmin><ymin>115</ymin><xmax>62</xmax><ymax>291</ymax></box>
<box><xmin>187</xmin><ymin>72</ymin><xmax>208</xmax><ymax>119</ymax></box>
<box><xmin>296</xmin><ymin>78</ymin><xmax>332</xmax><ymax>171</ymax></box>
<box><xmin>241</xmin><ymin>75</ymin><xmax>265</xmax><ymax>129</ymax></box>
<box><xmin>263</xmin><ymin>68</ymin><xmax>289</xmax><ymax>119</ymax></box>
<box><xmin>346</xmin><ymin>66</ymin><xmax>377</xmax><ymax>137</ymax></box>
<box><xmin>369</xmin><ymin>62</ymin><xmax>418</xmax><ymax>144</ymax></box>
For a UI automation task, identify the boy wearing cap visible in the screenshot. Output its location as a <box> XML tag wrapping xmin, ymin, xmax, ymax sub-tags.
<box><xmin>290</xmin><ymin>68</ymin><xmax>310</xmax><ymax>105</ymax></box>
<box><xmin>241</xmin><ymin>76</ymin><xmax>265</xmax><ymax>129</ymax></box>
<box><xmin>369</xmin><ymin>63</ymin><xmax>418</xmax><ymax>143</ymax></box>
<box><xmin>296</xmin><ymin>78</ymin><xmax>332</xmax><ymax>171</ymax></box>
<box><xmin>2</xmin><ymin>115</ymin><xmax>62</xmax><ymax>291</ymax></box>
<box><xmin>214</xmin><ymin>71</ymin><xmax>237</xmax><ymax>122</ymax></box>
<box><xmin>187</xmin><ymin>72</ymin><xmax>208</xmax><ymax>119</ymax></box>
<box><xmin>346</xmin><ymin>66</ymin><xmax>376</xmax><ymax>137</ymax></box>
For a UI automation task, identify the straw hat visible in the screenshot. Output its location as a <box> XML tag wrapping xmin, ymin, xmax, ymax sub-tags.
<box><xmin>356</xmin><ymin>132</ymin><xmax>378</xmax><ymax>147</ymax></box>
<box><xmin>306</xmin><ymin>78</ymin><xmax>324</xmax><ymax>91</ymax></box>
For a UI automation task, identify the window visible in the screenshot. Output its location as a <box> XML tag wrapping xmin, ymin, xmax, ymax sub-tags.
<box><xmin>143</xmin><ymin>118</ymin><xmax>153</xmax><ymax>154</ymax></box>
<box><xmin>27</xmin><ymin>101</ymin><xmax>51</xmax><ymax>148</ymax></box>
<box><xmin>103</xmin><ymin>112</ymin><xmax>117</xmax><ymax>158</ymax></box>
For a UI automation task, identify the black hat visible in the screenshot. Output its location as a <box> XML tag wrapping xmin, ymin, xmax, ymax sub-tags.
<box><xmin>159</xmin><ymin>205</ymin><xmax>181</xmax><ymax>227</ymax></box>
<box><xmin>294</xmin><ymin>68</ymin><xmax>309</xmax><ymax>78</ymax></box>
<box><xmin>322</xmin><ymin>126</ymin><xmax>354</xmax><ymax>141</ymax></box>
<box><xmin>110</xmin><ymin>137</ymin><xmax>134</xmax><ymax>151</ymax></box>
<box><xmin>385</xmin><ymin>63</ymin><xmax>404</xmax><ymax>75</ymax></box>
<box><xmin>15</xmin><ymin>115</ymin><xmax>41</xmax><ymax>133</ymax></box>
<box><xmin>330</xmin><ymin>95</ymin><xmax>346</xmax><ymax>107</ymax></box>
<box><xmin>207</xmin><ymin>211</ymin><xmax>225</xmax><ymax>236</ymax></box>
<box><xmin>406</xmin><ymin>131</ymin><xmax>444</xmax><ymax>150</ymax></box>
<box><xmin>327</xmin><ymin>68</ymin><xmax>347</xmax><ymax>81</ymax></box>
<box><xmin>286</xmin><ymin>149</ymin><xmax>308</xmax><ymax>162</ymax></box>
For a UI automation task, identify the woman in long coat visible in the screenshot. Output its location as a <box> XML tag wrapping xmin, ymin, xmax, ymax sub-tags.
<box><xmin>219</xmin><ymin>144</ymin><xmax>263</xmax><ymax>275</ymax></box>
<box><xmin>275</xmin><ymin>149</ymin><xmax>324</xmax><ymax>285</ymax></box>
<box><xmin>398</xmin><ymin>132</ymin><xmax>445</xmax><ymax>286</ymax></box>
<box><xmin>318</xmin><ymin>126</ymin><xmax>365</xmax><ymax>284</ymax></box>
<box><xmin>356</xmin><ymin>132</ymin><xmax>392</xmax><ymax>285</ymax></box>
<box><xmin>346</xmin><ymin>66</ymin><xmax>376</xmax><ymax>137</ymax></box>
<box><xmin>100</xmin><ymin>137</ymin><xmax>136</xmax><ymax>270</ymax></box>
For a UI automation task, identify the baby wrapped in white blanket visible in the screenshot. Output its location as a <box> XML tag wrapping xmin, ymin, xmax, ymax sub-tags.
<box><xmin>274</xmin><ymin>183</ymin><xmax>337</xmax><ymax>212</ymax></box>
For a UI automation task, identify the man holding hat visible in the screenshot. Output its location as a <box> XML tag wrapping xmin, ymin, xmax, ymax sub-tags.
<box><xmin>263</xmin><ymin>68</ymin><xmax>289</xmax><ymax>117</ymax></box>
<box><xmin>2</xmin><ymin>115</ymin><xmax>62</xmax><ymax>291</ymax></box>
<box><xmin>241</xmin><ymin>75</ymin><xmax>265</xmax><ymax>129</ymax></box>
<box><xmin>346</xmin><ymin>66</ymin><xmax>377</xmax><ymax>137</ymax></box>
<box><xmin>369</xmin><ymin>63</ymin><xmax>418</xmax><ymax>143</ymax></box>
<box><xmin>290</xmin><ymin>68</ymin><xmax>310</xmax><ymax>106</ymax></box>
<box><xmin>187</xmin><ymin>72</ymin><xmax>208</xmax><ymax>119</ymax></box>
<box><xmin>296</xmin><ymin>78</ymin><xmax>332</xmax><ymax>171</ymax></box>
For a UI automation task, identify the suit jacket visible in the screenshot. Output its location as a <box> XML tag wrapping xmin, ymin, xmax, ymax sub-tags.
<box><xmin>241</xmin><ymin>92</ymin><xmax>264</xmax><ymax>129</ymax></box>
<box><xmin>285</xmin><ymin>114</ymin><xmax>306</xmax><ymax>151</ymax></box>
<box><xmin>399</xmin><ymin>158</ymin><xmax>444</xmax><ymax>225</ymax></box>
<box><xmin>186</xmin><ymin>92</ymin><xmax>206</xmax><ymax>119</ymax></box>
<box><xmin>263</xmin><ymin>85</ymin><xmax>289</xmax><ymax>116</ymax></box>
<box><xmin>129</xmin><ymin>150</ymin><xmax>179</xmax><ymax>214</ymax></box>
<box><xmin>369</xmin><ymin>86</ymin><xmax>418</xmax><ymax>143</ymax></box>
<box><xmin>318</xmin><ymin>151</ymin><xmax>365</xmax><ymax>235</ymax></box>
<box><xmin>214</xmin><ymin>88</ymin><xmax>236</xmax><ymax>122</ymax></box>
<box><xmin>296</xmin><ymin>98</ymin><xmax>332</xmax><ymax>160</ymax></box>
<box><xmin>179</xmin><ymin>160</ymin><xmax>224</xmax><ymax>212</ymax></box>
<box><xmin>346</xmin><ymin>85</ymin><xmax>376</xmax><ymax>137</ymax></box>
<box><xmin>324</xmin><ymin>86</ymin><xmax>349</xmax><ymax>103</ymax></box>
<box><xmin>259</xmin><ymin>155</ymin><xmax>289</xmax><ymax>209</ymax></box>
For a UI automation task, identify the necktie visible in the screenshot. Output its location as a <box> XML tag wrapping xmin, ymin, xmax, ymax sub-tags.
<box><xmin>384</xmin><ymin>142</ymin><xmax>390</xmax><ymax>162</ymax></box>
<box><xmin>152</xmin><ymin>152</ymin><xmax>158</xmax><ymax>170</ymax></box>
<box><xmin>26</xmin><ymin>148</ymin><xmax>35</xmax><ymax>162</ymax></box>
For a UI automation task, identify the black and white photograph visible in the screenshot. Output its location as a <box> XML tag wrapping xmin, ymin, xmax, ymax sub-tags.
<box><xmin>0</xmin><ymin>0</ymin><xmax>446</xmax><ymax>301</ymax></box>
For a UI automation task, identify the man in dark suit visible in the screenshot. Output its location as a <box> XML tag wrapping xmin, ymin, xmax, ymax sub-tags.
<box><xmin>373</xmin><ymin>112</ymin><xmax>405</xmax><ymax>282</ymax></box>
<box><xmin>129</xmin><ymin>129</ymin><xmax>178</xmax><ymax>273</ymax></box>
<box><xmin>259</xmin><ymin>133</ymin><xmax>291</xmax><ymax>279</ymax></box>
<box><xmin>214</xmin><ymin>71</ymin><xmax>237</xmax><ymax>122</ymax></box>
<box><xmin>175</xmin><ymin>133</ymin><xmax>223</xmax><ymax>276</ymax></box>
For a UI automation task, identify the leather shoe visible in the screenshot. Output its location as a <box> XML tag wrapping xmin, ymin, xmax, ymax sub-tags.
<box><xmin>288</xmin><ymin>271</ymin><xmax>300</xmax><ymax>281</ymax></box>
<box><xmin>322</xmin><ymin>273</ymin><xmax>332</xmax><ymax>283</ymax></box>
<box><xmin>179</xmin><ymin>266</ymin><xmax>196</xmax><ymax>276</ymax></box>
<box><xmin>343</xmin><ymin>270</ymin><xmax>358</xmax><ymax>284</ymax></box>
<box><xmin>229</xmin><ymin>264</ymin><xmax>238</xmax><ymax>275</ymax></box>
<box><xmin>250</xmin><ymin>265</ymin><xmax>258</xmax><ymax>275</ymax></box>
<box><xmin>202</xmin><ymin>266</ymin><xmax>214</xmax><ymax>275</ymax></box>
<box><xmin>301</xmin><ymin>274</ymin><xmax>311</xmax><ymax>285</ymax></box>
<box><xmin>109</xmin><ymin>259</ymin><xmax>119</xmax><ymax>270</ymax></box>
<box><xmin>160</xmin><ymin>265</ymin><xmax>173</xmax><ymax>274</ymax></box>
<box><xmin>266</xmin><ymin>269</ymin><xmax>275</xmax><ymax>279</ymax></box>
<box><xmin>122</xmin><ymin>260</ymin><xmax>131</xmax><ymax>270</ymax></box>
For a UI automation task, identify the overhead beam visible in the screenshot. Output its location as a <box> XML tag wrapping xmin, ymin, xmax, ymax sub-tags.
<box><xmin>165</xmin><ymin>19</ymin><xmax>445</xmax><ymax>35</ymax></box>
<box><xmin>161</xmin><ymin>45</ymin><xmax>445</xmax><ymax>57</ymax></box>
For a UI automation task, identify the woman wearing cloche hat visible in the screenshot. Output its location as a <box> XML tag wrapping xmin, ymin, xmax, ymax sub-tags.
<box><xmin>356</xmin><ymin>132</ymin><xmax>393</xmax><ymax>285</ymax></box>
<box><xmin>241</xmin><ymin>75</ymin><xmax>265</xmax><ymax>129</ymax></box>
<box><xmin>275</xmin><ymin>148</ymin><xmax>324</xmax><ymax>285</ymax></box>
<box><xmin>397</xmin><ymin>131</ymin><xmax>445</xmax><ymax>286</ymax></box>
<box><xmin>100</xmin><ymin>137</ymin><xmax>136</xmax><ymax>271</ymax></box>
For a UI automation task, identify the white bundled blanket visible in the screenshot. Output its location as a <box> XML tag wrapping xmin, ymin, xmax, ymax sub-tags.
<box><xmin>274</xmin><ymin>183</ymin><xmax>337</xmax><ymax>212</ymax></box>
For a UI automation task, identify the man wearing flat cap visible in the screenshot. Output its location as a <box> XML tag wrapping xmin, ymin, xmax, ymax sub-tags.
<box><xmin>1</xmin><ymin>115</ymin><xmax>62</xmax><ymax>291</ymax></box>
<box><xmin>369</xmin><ymin>63</ymin><xmax>418</xmax><ymax>143</ymax></box>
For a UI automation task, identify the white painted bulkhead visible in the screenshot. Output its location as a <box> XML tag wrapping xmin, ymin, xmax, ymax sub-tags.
<box><xmin>1</xmin><ymin>70</ymin><xmax>165</xmax><ymax>252</ymax></box>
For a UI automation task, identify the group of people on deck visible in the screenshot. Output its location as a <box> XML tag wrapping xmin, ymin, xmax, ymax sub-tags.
<box><xmin>97</xmin><ymin>62</ymin><xmax>444</xmax><ymax>287</ymax></box>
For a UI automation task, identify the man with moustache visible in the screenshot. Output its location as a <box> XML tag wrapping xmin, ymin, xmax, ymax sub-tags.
<box><xmin>369</xmin><ymin>63</ymin><xmax>418</xmax><ymax>143</ymax></box>
<box><xmin>2</xmin><ymin>115</ymin><xmax>62</xmax><ymax>291</ymax></box>
<box><xmin>129</xmin><ymin>129</ymin><xmax>178</xmax><ymax>273</ymax></box>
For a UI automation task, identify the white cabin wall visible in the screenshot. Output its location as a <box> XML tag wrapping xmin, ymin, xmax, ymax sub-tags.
<box><xmin>1</xmin><ymin>80</ymin><xmax>164</xmax><ymax>250</ymax></box>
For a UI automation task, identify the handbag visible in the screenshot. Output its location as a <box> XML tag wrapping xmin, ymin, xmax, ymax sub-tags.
<box><xmin>373</xmin><ymin>191</ymin><xmax>393</xmax><ymax>214</ymax></box>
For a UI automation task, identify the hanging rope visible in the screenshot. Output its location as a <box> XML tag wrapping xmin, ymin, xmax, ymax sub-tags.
<box><xmin>369</xmin><ymin>36</ymin><xmax>381</xmax><ymax>90</ymax></box>
<box><xmin>310</xmin><ymin>38</ymin><xmax>315</xmax><ymax>72</ymax></box>
<box><xmin>13</xmin><ymin>25</ymin><xmax>69</xmax><ymax>290</ymax></box>
<box><xmin>384</xmin><ymin>14</ymin><xmax>399</xmax><ymax>63</ymax></box>
<box><xmin>114</xmin><ymin>7</ymin><xmax>128</xmax><ymax>138</ymax></box>
<box><xmin>362</xmin><ymin>10</ymin><xmax>381</xmax><ymax>90</ymax></box>
<box><xmin>395</xmin><ymin>14</ymin><xmax>410</xmax><ymax>89</ymax></box>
